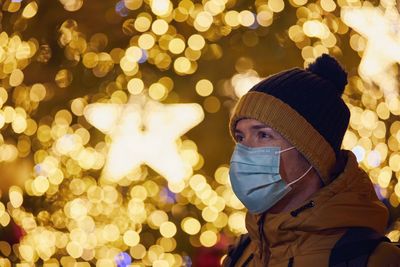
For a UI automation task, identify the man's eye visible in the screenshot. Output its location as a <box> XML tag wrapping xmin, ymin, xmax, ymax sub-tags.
<box><xmin>235</xmin><ymin>135</ymin><xmax>244</xmax><ymax>142</ymax></box>
<box><xmin>259</xmin><ymin>132</ymin><xmax>270</xmax><ymax>139</ymax></box>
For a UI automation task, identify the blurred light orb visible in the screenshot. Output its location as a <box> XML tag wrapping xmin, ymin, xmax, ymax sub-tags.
<box><xmin>22</xmin><ymin>1</ymin><xmax>38</xmax><ymax>18</ymax></box>
<box><xmin>231</xmin><ymin>71</ymin><xmax>262</xmax><ymax>97</ymax></box>
<box><xmin>151</xmin><ymin>0</ymin><xmax>172</xmax><ymax>16</ymax></box>
<box><xmin>116</xmin><ymin>0</ymin><xmax>130</xmax><ymax>17</ymax></box>
<box><xmin>152</xmin><ymin>19</ymin><xmax>169</xmax><ymax>35</ymax></box>
<box><xmin>55</xmin><ymin>69</ymin><xmax>73</xmax><ymax>88</ymax></box>
<box><xmin>352</xmin><ymin>145</ymin><xmax>366</xmax><ymax>163</ymax></box>
<box><xmin>115</xmin><ymin>252</ymin><xmax>132</xmax><ymax>267</ymax></box>
<box><xmin>59</xmin><ymin>0</ymin><xmax>83</xmax><ymax>12</ymax></box>
<box><xmin>124</xmin><ymin>0</ymin><xmax>143</xmax><ymax>10</ymax></box>
<box><xmin>303</xmin><ymin>20</ymin><xmax>330</xmax><ymax>39</ymax></box>
<box><xmin>367</xmin><ymin>150</ymin><xmax>381</xmax><ymax>168</ymax></box>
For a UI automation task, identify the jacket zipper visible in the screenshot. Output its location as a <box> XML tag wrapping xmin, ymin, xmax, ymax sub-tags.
<box><xmin>257</xmin><ymin>213</ymin><xmax>267</xmax><ymax>262</ymax></box>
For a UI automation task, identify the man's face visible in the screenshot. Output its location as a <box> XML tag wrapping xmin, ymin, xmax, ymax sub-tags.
<box><xmin>233</xmin><ymin>118</ymin><xmax>311</xmax><ymax>185</ymax></box>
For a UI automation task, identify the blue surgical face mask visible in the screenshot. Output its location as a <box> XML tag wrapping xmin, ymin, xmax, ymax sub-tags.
<box><xmin>229</xmin><ymin>143</ymin><xmax>312</xmax><ymax>214</ymax></box>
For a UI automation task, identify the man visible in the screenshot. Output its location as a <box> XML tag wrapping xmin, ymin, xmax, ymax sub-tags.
<box><xmin>223</xmin><ymin>54</ymin><xmax>400</xmax><ymax>266</ymax></box>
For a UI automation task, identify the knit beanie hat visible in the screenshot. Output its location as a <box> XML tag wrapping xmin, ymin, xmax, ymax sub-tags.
<box><xmin>229</xmin><ymin>54</ymin><xmax>350</xmax><ymax>185</ymax></box>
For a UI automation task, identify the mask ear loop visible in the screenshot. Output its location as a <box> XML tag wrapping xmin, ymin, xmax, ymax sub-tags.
<box><xmin>287</xmin><ymin>165</ymin><xmax>313</xmax><ymax>187</ymax></box>
<box><xmin>278</xmin><ymin>146</ymin><xmax>295</xmax><ymax>154</ymax></box>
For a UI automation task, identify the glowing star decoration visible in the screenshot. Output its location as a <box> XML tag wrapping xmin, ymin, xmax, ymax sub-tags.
<box><xmin>83</xmin><ymin>95</ymin><xmax>204</xmax><ymax>182</ymax></box>
<box><xmin>342</xmin><ymin>3</ymin><xmax>400</xmax><ymax>100</ymax></box>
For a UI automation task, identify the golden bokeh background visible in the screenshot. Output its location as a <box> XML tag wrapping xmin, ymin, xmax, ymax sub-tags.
<box><xmin>0</xmin><ymin>0</ymin><xmax>399</xmax><ymax>266</ymax></box>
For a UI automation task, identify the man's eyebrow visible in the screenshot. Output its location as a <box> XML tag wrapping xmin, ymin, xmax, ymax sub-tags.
<box><xmin>234</xmin><ymin>125</ymin><xmax>271</xmax><ymax>133</ymax></box>
<box><xmin>250</xmin><ymin>125</ymin><xmax>270</xmax><ymax>130</ymax></box>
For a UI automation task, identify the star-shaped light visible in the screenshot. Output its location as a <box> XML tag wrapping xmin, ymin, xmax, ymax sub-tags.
<box><xmin>342</xmin><ymin>2</ymin><xmax>400</xmax><ymax>100</ymax></box>
<box><xmin>83</xmin><ymin>95</ymin><xmax>204</xmax><ymax>182</ymax></box>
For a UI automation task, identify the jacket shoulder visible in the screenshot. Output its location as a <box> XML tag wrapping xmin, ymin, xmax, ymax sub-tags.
<box><xmin>367</xmin><ymin>241</ymin><xmax>400</xmax><ymax>267</ymax></box>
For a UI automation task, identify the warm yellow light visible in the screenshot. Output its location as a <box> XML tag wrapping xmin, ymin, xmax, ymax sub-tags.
<box><xmin>0</xmin><ymin>212</ymin><xmax>10</xmax><ymax>227</ymax></box>
<box><xmin>389</xmin><ymin>153</ymin><xmax>400</xmax><ymax>171</ymax></box>
<box><xmin>203</xmin><ymin>96</ymin><xmax>220</xmax><ymax>113</ymax></box>
<box><xmin>22</xmin><ymin>1</ymin><xmax>38</xmax><ymax>18</ymax></box>
<box><xmin>0</xmin><ymin>112</ymin><xmax>5</xmax><ymax>130</ymax></box>
<box><xmin>66</xmin><ymin>241</ymin><xmax>83</xmax><ymax>258</ymax></box>
<box><xmin>303</xmin><ymin>20</ymin><xmax>330</xmax><ymax>39</ymax></box>
<box><xmin>169</xmin><ymin>38</ymin><xmax>186</xmax><ymax>55</ymax></box>
<box><xmin>322</xmin><ymin>33</ymin><xmax>337</xmax><ymax>48</ymax></box>
<box><xmin>84</xmin><ymin>95</ymin><xmax>204</xmax><ymax>182</ymax></box>
<box><xmin>71</xmin><ymin>98</ymin><xmax>87</xmax><ymax>116</ymax></box>
<box><xmin>231</xmin><ymin>71</ymin><xmax>262</xmax><ymax>97</ymax></box>
<box><xmin>48</xmin><ymin>169</ymin><xmax>64</xmax><ymax>185</ymax></box>
<box><xmin>188</xmin><ymin>34</ymin><xmax>205</xmax><ymax>51</ymax></box>
<box><xmin>125</xmin><ymin>46</ymin><xmax>143</xmax><ymax>63</ymax></box>
<box><xmin>152</xmin><ymin>19</ymin><xmax>169</xmax><ymax>35</ymax></box>
<box><xmin>228</xmin><ymin>211</ymin><xmax>247</xmax><ymax>234</ymax></box>
<box><xmin>19</xmin><ymin>245</ymin><xmax>35</xmax><ymax>262</ymax></box>
<box><xmin>194</xmin><ymin>11</ymin><xmax>213</xmax><ymax>32</ymax></box>
<box><xmin>60</xmin><ymin>0</ymin><xmax>83</xmax><ymax>11</ymax></box>
<box><xmin>342</xmin><ymin>5</ymin><xmax>400</xmax><ymax>101</ymax></box>
<box><xmin>288</xmin><ymin>25</ymin><xmax>305</xmax><ymax>42</ymax></box>
<box><xmin>195</xmin><ymin>79</ymin><xmax>213</xmax><ymax>97</ymax></box>
<box><xmin>174</xmin><ymin>57</ymin><xmax>191</xmax><ymax>74</ymax></box>
<box><xmin>320</xmin><ymin>0</ymin><xmax>336</xmax><ymax>12</ymax></box>
<box><xmin>138</xmin><ymin>33</ymin><xmax>155</xmax><ymax>50</ymax></box>
<box><xmin>135</xmin><ymin>15</ymin><xmax>152</xmax><ymax>32</ymax></box>
<box><xmin>361</xmin><ymin>110</ymin><xmax>378</xmax><ymax>130</ymax></box>
<box><xmin>149</xmin><ymin>83</ymin><xmax>167</xmax><ymax>100</ymax></box>
<box><xmin>160</xmin><ymin>221</ymin><xmax>177</xmax><ymax>238</ymax></box>
<box><xmin>33</xmin><ymin>176</ymin><xmax>50</xmax><ymax>195</ymax></box>
<box><xmin>204</xmin><ymin>0</ymin><xmax>225</xmax><ymax>15</ymax></box>
<box><xmin>153</xmin><ymin>260</ymin><xmax>169</xmax><ymax>267</ymax></box>
<box><xmin>0</xmin><ymin>203</ymin><xmax>5</xmax><ymax>218</ymax></box>
<box><xmin>215</xmin><ymin>166</ymin><xmax>229</xmax><ymax>185</ymax></box>
<box><xmin>30</xmin><ymin>83</ymin><xmax>46</xmax><ymax>102</ymax></box>
<box><xmin>239</xmin><ymin>10</ymin><xmax>255</xmax><ymax>27</ymax></box>
<box><xmin>257</xmin><ymin>10</ymin><xmax>274</xmax><ymax>27</ymax></box>
<box><xmin>82</xmin><ymin>52</ymin><xmax>98</xmax><ymax>68</ymax></box>
<box><xmin>123</xmin><ymin>230</ymin><xmax>140</xmax><ymax>246</ymax></box>
<box><xmin>202</xmin><ymin>206</ymin><xmax>218</xmax><ymax>222</ymax></box>
<box><xmin>12</xmin><ymin>114</ymin><xmax>27</xmax><ymax>133</ymax></box>
<box><xmin>199</xmin><ymin>230</ymin><xmax>218</xmax><ymax>247</ymax></box>
<box><xmin>151</xmin><ymin>0</ymin><xmax>172</xmax><ymax>16</ymax></box>
<box><xmin>127</xmin><ymin>78</ymin><xmax>144</xmax><ymax>95</ymax></box>
<box><xmin>378</xmin><ymin>167</ymin><xmax>392</xmax><ymax>188</ymax></box>
<box><xmin>268</xmin><ymin>0</ymin><xmax>285</xmax><ymax>12</ymax></box>
<box><xmin>103</xmin><ymin>224</ymin><xmax>120</xmax><ymax>241</ymax></box>
<box><xmin>292</xmin><ymin>0</ymin><xmax>307</xmax><ymax>6</ymax></box>
<box><xmin>55</xmin><ymin>69</ymin><xmax>73</xmax><ymax>88</ymax></box>
<box><xmin>387</xmin><ymin>229</ymin><xmax>400</xmax><ymax>242</ymax></box>
<box><xmin>67</xmin><ymin>198</ymin><xmax>88</xmax><ymax>219</ymax></box>
<box><xmin>9</xmin><ymin>186</ymin><xmax>23</xmax><ymax>208</ymax></box>
<box><xmin>225</xmin><ymin>10</ymin><xmax>240</xmax><ymax>27</ymax></box>
<box><xmin>0</xmin><ymin>87</ymin><xmax>7</xmax><ymax>107</ymax></box>
<box><xmin>124</xmin><ymin>0</ymin><xmax>143</xmax><ymax>10</ymax></box>
<box><xmin>9</xmin><ymin>69</ymin><xmax>24</xmax><ymax>87</ymax></box>
<box><xmin>55</xmin><ymin>134</ymin><xmax>81</xmax><ymax>155</ymax></box>
<box><xmin>181</xmin><ymin>217</ymin><xmax>201</xmax><ymax>235</ymax></box>
<box><xmin>130</xmin><ymin>244</ymin><xmax>146</xmax><ymax>259</ymax></box>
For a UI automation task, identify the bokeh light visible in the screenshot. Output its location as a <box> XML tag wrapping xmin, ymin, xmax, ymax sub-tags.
<box><xmin>0</xmin><ymin>0</ymin><xmax>399</xmax><ymax>265</ymax></box>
